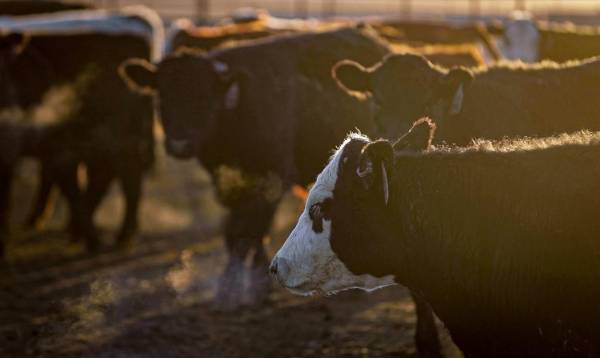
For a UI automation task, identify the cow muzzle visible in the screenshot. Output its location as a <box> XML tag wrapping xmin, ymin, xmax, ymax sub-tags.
<box><xmin>165</xmin><ymin>139</ymin><xmax>194</xmax><ymax>159</ymax></box>
<box><xmin>269</xmin><ymin>256</ymin><xmax>291</xmax><ymax>284</ymax></box>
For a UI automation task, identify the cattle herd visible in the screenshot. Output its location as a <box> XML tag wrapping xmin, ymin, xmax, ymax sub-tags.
<box><xmin>3</xmin><ymin>1</ymin><xmax>600</xmax><ymax>357</ymax></box>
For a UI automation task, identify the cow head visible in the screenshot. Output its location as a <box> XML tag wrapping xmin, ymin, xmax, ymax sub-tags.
<box><xmin>270</xmin><ymin>118</ymin><xmax>435</xmax><ymax>296</ymax></box>
<box><xmin>119</xmin><ymin>49</ymin><xmax>241</xmax><ymax>159</ymax></box>
<box><xmin>333</xmin><ymin>54</ymin><xmax>472</xmax><ymax>138</ymax></box>
<box><xmin>0</xmin><ymin>33</ymin><xmax>28</xmax><ymax>58</ymax></box>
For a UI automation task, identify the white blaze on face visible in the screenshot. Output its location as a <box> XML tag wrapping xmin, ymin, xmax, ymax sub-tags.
<box><xmin>271</xmin><ymin>135</ymin><xmax>395</xmax><ymax>296</ymax></box>
<box><xmin>498</xmin><ymin>12</ymin><xmax>540</xmax><ymax>63</ymax></box>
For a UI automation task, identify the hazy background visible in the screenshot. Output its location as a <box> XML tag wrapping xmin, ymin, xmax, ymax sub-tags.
<box><xmin>3</xmin><ymin>1</ymin><xmax>600</xmax><ymax>357</ymax></box>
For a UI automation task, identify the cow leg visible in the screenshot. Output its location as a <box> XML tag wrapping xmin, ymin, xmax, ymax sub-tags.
<box><xmin>247</xmin><ymin>236</ymin><xmax>273</xmax><ymax>306</ymax></box>
<box><xmin>83</xmin><ymin>161</ymin><xmax>114</xmax><ymax>232</ymax></box>
<box><xmin>213</xmin><ymin>232</ymin><xmax>252</xmax><ymax>311</ymax></box>
<box><xmin>25</xmin><ymin>164</ymin><xmax>56</xmax><ymax>230</ymax></box>
<box><xmin>115</xmin><ymin>167</ymin><xmax>142</xmax><ymax>248</ymax></box>
<box><xmin>246</xmin><ymin>197</ymin><xmax>281</xmax><ymax>306</ymax></box>
<box><xmin>0</xmin><ymin>165</ymin><xmax>13</xmax><ymax>260</ymax></box>
<box><xmin>215</xmin><ymin>198</ymin><xmax>279</xmax><ymax>310</ymax></box>
<box><xmin>55</xmin><ymin>162</ymin><xmax>99</xmax><ymax>252</ymax></box>
<box><xmin>412</xmin><ymin>292</ymin><xmax>443</xmax><ymax>358</ymax></box>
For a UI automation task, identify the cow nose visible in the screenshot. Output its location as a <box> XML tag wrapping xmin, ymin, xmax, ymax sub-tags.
<box><xmin>166</xmin><ymin>139</ymin><xmax>193</xmax><ymax>158</ymax></box>
<box><xmin>269</xmin><ymin>260</ymin><xmax>278</xmax><ymax>276</ymax></box>
<box><xmin>269</xmin><ymin>257</ymin><xmax>290</xmax><ymax>281</ymax></box>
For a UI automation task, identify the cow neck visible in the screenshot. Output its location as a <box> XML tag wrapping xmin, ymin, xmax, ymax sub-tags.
<box><xmin>195</xmin><ymin>107</ymin><xmax>235</xmax><ymax>171</ymax></box>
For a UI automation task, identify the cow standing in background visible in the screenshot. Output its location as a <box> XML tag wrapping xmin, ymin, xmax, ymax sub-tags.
<box><xmin>334</xmin><ymin>53</ymin><xmax>600</xmax><ymax>145</ymax></box>
<box><xmin>0</xmin><ymin>7</ymin><xmax>163</xmax><ymax>255</ymax></box>
<box><xmin>271</xmin><ymin>120</ymin><xmax>600</xmax><ymax>357</ymax></box>
<box><xmin>495</xmin><ymin>11</ymin><xmax>600</xmax><ymax>63</ymax></box>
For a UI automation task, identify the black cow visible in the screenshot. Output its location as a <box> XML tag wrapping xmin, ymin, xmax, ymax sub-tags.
<box><xmin>272</xmin><ymin>119</ymin><xmax>600</xmax><ymax>357</ymax></box>
<box><xmin>120</xmin><ymin>27</ymin><xmax>389</xmax><ymax>305</ymax></box>
<box><xmin>0</xmin><ymin>7</ymin><xmax>160</xmax><ymax>255</ymax></box>
<box><xmin>334</xmin><ymin>53</ymin><xmax>600</xmax><ymax>145</ymax></box>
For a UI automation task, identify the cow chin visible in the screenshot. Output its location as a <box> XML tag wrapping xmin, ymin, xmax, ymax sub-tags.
<box><xmin>273</xmin><ymin>219</ymin><xmax>396</xmax><ymax>296</ymax></box>
<box><xmin>282</xmin><ymin>263</ymin><xmax>397</xmax><ymax>297</ymax></box>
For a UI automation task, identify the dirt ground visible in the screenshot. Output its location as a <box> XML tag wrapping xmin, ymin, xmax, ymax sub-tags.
<box><xmin>0</xmin><ymin>142</ymin><xmax>462</xmax><ymax>358</ymax></box>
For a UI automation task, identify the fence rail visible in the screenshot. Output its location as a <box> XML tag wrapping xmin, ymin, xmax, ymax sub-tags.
<box><xmin>78</xmin><ymin>0</ymin><xmax>600</xmax><ymax>21</ymax></box>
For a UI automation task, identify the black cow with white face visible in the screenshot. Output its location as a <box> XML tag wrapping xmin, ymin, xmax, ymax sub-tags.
<box><xmin>272</xmin><ymin>119</ymin><xmax>600</xmax><ymax>357</ymax></box>
<box><xmin>334</xmin><ymin>53</ymin><xmax>600</xmax><ymax>146</ymax></box>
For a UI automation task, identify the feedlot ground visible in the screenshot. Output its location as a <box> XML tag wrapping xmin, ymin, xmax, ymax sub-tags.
<box><xmin>0</xmin><ymin>147</ymin><xmax>460</xmax><ymax>358</ymax></box>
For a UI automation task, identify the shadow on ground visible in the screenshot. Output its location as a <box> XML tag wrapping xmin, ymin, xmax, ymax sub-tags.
<box><xmin>0</xmin><ymin>145</ymin><xmax>460</xmax><ymax>357</ymax></box>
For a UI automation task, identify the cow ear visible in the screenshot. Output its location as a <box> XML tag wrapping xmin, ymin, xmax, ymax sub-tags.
<box><xmin>118</xmin><ymin>58</ymin><xmax>157</xmax><ymax>96</ymax></box>
<box><xmin>213</xmin><ymin>60</ymin><xmax>242</xmax><ymax>110</ymax></box>
<box><xmin>333</xmin><ymin>60</ymin><xmax>373</xmax><ymax>95</ymax></box>
<box><xmin>6</xmin><ymin>33</ymin><xmax>29</xmax><ymax>56</ymax></box>
<box><xmin>433</xmin><ymin>67</ymin><xmax>473</xmax><ymax>117</ymax></box>
<box><xmin>393</xmin><ymin>117</ymin><xmax>436</xmax><ymax>153</ymax></box>
<box><xmin>356</xmin><ymin>140</ymin><xmax>394</xmax><ymax>206</ymax></box>
<box><xmin>224</xmin><ymin>81</ymin><xmax>240</xmax><ymax>110</ymax></box>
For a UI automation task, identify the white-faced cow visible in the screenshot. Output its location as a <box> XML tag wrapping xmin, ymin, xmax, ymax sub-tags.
<box><xmin>0</xmin><ymin>6</ymin><xmax>163</xmax><ymax>254</ymax></box>
<box><xmin>334</xmin><ymin>53</ymin><xmax>600</xmax><ymax>145</ymax></box>
<box><xmin>272</xmin><ymin>118</ymin><xmax>600</xmax><ymax>357</ymax></box>
<box><xmin>495</xmin><ymin>11</ymin><xmax>600</xmax><ymax>63</ymax></box>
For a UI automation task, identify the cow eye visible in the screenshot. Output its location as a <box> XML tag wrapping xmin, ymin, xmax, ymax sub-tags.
<box><xmin>309</xmin><ymin>203</ymin><xmax>323</xmax><ymax>222</ymax></box>
<box><xmin>309</xmin><ymin>199</ymin><xmax>332</xmax><ymax>233</ymax></box>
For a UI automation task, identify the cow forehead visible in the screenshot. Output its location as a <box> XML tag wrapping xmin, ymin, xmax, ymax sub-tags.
<box><xmin>157</xmin><ymin>57</ymin><xmax>221</xmax><ymax>92</ymax></box>
<box><xmin>380</xmin><ymin>54</ymin><xmax>432</xmax><ymax>77</ymax></box>
<box><xmin>308</xmin><ymin>135</ymin><xmax>369</xmax><ymax>206</ymax></box>
<box><xmin>159</xmin><ymin>54</ymin><xmax>210</xmax><ymax>74</ymax></box>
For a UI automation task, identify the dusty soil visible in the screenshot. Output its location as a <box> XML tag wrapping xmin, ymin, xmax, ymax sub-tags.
<box><xmin>0</xmin><ymin>144</ymin><xmax>461</xmax><ymax>358</ymax></box>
